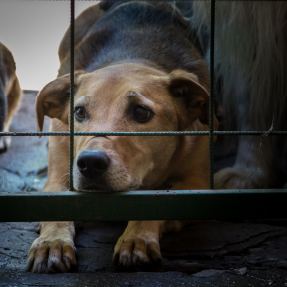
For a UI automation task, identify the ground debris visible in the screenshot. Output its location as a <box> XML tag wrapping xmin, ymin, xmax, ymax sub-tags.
<box><xmin>192</xmin><ymin>269</ymin><xmax>226</xmax><ymax>278</ymax></box>
<box><xmin>227</xmin><ymin>267</ymin><xmax>247</xmax><ymax>276</ymax></box>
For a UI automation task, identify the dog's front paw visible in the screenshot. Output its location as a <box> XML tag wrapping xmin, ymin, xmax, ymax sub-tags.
<box><xmin>0</xmin><ymin>136</ymin><xmax>12</xmax><ymax>153</ymax></box>
<box><xmin>113</xmin><ymin>231</ymin><xmax>162</xmax><ymax>268</ymax></box>
<box><xmin>27</xmin><ymin>236</ymin><xmax>77</xmax><ymax>273</ymax></box>
<box><xmin>215</xmin><ymin>167</ymin><xmax>272</xmax><ymax>189</ymax></box>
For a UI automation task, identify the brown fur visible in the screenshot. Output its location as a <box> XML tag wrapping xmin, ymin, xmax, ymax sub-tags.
<box><xmin>0</xmin><ymin>42</ymin><xmax>22</xmax><ymax>152</ymax></box>
<box><xmin>27</xmin><ymin>2</ymin><xmax>218</xmax><ymax>273</ymax></box>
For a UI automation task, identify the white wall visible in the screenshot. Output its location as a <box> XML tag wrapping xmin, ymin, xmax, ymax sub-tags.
<box><xmin>0</xmin><ymin>0</ymin><xmax>98</xmax><ymax>91</ymax></box>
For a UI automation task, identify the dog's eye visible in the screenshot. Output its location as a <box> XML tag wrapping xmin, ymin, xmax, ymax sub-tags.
<box><xmin>132</xmin><ymin>105</ymin><xmax>153</xmax><ymax>123</ymax></box>
<box><xmin>75</xmin><ymin>107</ymin><xmax>86</xmax><ymax>121</ymax></box>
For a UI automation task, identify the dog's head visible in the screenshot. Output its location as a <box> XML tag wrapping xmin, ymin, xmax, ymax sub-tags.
<box><xmin>36</xmin><ymin>63</ymin><xmax>211</xmax><ymax>191</ymax></box>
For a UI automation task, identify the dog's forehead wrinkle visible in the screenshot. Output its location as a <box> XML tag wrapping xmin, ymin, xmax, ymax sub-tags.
<box><xmin>126</xmin><ymin>91</ymin><xmax>161</xmax><ymax>110</ymax></box>
<box><xmin>75</xmin><ymin>95</ymin><xmax>88</xmax><ymax>106</ymax></box>
<box><xmin>127</xmin><ymin>91</ymin><xmax>151</xmax><ymax>102</ymax></box>
<box><xmin>128</xmin><ymin>91</ymin><xmax>139</xmax><ymax>97</ymax></box>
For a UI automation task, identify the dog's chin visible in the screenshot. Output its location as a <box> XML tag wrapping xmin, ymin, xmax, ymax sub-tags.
<box><xmin>73</xmin><ymin>170</ymin><xmax>142</xmax><ymax>192</ymax></box>
<box><xmin>75</xmin><ymin>183</ymin><xmax>142</xmax><ymax>193</ymax></box>
<box><xmin>74</xmin><ymin>182</ymin><xmax>141</xmax><ymax>193</ymax></box>
<box><xmin>74</xmin><ymin>182</ymin><xmax>117</xmax><ymax>193</ymax></box>
<box><xmin>76</xmin><ymin>185</ymin><xmax>117</xmax><ymax>193</ymax></box>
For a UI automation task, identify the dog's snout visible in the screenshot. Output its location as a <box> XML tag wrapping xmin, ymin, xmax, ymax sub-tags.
<box><xmin>77</xmin><ymin>150</ymin><xmax>110</xmax><ymax>177</ymax></box>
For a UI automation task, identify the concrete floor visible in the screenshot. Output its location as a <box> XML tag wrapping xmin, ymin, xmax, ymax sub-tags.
<box><xmin>1</xmin><ymin>91</ymin><xmax>287</xmax><ymax>286</ymax></box>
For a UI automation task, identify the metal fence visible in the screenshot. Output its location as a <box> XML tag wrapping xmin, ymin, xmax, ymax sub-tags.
<box><xmin>0</xmin><ymin>0</ymin><xmax>287</xmax><ymax>222</ymax></box>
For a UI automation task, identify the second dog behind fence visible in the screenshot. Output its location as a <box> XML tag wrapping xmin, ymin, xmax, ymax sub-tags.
<box><xmin>0</xmin><ymin>41</ymin><xmax>22</xmax><ymax>153</ymax></box>
<box><xmin>190</xmin><ymin>1</ymin><xmax>287</xmax><ymax>189</ymax></box>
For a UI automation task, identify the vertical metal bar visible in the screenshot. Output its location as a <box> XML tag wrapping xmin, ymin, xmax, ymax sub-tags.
<box><xmin>209</xmin><ymin>0</ymin><xmax>215</xmax><ymax>189</ymax></box>
<box><xmin>69</xmin><ymin>0</ymin><xmax>75</xmax><ymax>191</ymax></box>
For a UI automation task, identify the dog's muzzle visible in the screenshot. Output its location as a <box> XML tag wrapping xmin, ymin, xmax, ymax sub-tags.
<box><xmin>77</xmin><ymin>149</ymin><xmax>110</xmax><ymax>178</ymax></box>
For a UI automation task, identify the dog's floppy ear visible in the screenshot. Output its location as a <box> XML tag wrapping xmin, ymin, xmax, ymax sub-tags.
<box><xmin>36</xmin><ymin>71</ymin><xmax>85</xmax><ymax>132</ymax></box>
<box><xmin>168</xmin><ymin>70</ymin><xmax>210</xmax><ymax>128</ymax></box>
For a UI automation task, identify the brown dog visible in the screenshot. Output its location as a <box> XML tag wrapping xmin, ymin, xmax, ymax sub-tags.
<box><xmin>27</xmin><ymin>2</ymin><xmax>218</xmax><ymax>273</ymax></box>
<box><xmin>0</xmin><ymin>41</ymin><xmax>22</xmax><ymax>152</ymax></box>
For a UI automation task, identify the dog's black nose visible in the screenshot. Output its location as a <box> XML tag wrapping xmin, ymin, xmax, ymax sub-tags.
<box><xmin>77</xmin><ymin>150</ymin><xmax>110</xmax><ymax>177</ymax></box>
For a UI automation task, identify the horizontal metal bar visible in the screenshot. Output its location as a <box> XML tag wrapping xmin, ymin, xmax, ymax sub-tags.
<box><xmin>0</xmin><ymin>131</ymin><xmax>286</xmax><ymax>137</ymax></box>
<box><xmin>1</xmin><ymin>190</ymin><xmax>287</xmax><ymax>222</ymax></box>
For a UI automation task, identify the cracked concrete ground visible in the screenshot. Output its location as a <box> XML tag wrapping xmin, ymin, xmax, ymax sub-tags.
<box><xmin>2</xmin><ymin>221</ymin><xmax>287</xmax><ymax>286</ymax></box>
<box><xmin>1</xmin><ymin>91</ymin><xmax>287</xmax><ymax>286</ymax></box>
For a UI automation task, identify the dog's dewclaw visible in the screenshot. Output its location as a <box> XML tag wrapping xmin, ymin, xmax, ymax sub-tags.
<box><xmin>113</xmin><ymin>235</ymin><xmax>162</xmax><ymax>268</ymax></box>
<box><xmin>27</xmin><ymin>238</ymin><xmax>77</xmax><ymax>273</ymax></box>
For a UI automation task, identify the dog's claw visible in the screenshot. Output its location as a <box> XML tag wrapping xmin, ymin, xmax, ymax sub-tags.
<box><xmin>121</xmin><ymin>254</ymin><xmax>131</xmax><ymax>267</ymax></box>
<box><xmin>113</xmin><ymin>235</ymin><xmax>162</xmax><ymax>269</ymax></box>
<box><xmin>132</xmin><ymin>253</ymin><xmax>141</xmax><ymax>265</ymax></box>
<box><xmin>64</xmin><ymin>256</ymin><xmax>71</xmax><ymax>270</ymax></box>
<box><xmin>26</xmin><ymin>256</ymin><xmax>34</xmax><ymax>272</ymax></box>
<box><xmin>112</xmin><ymin>251</ymin><xmax>120</xmax><ymax>265</ymax></box>
<box><xmin>27</xmin><ymin>238</ymin><xmax>77</xmax><ymax>273</ymax></box>
<box><xmin>37</xmin><ymin>262</ymin><xmax>46</xmax><ymax>274</ymax></box>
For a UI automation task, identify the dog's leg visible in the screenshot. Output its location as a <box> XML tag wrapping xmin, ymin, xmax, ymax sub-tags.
<box><xmin>113</xmin><ymin>220</ymin><xmax>164</xmax><ymax>267</ymax></box>
<box><xmin>113</xmin><ymin>177</ymin><xmax>208</xmax><ymax>268</ymax></box>
<box><xmin>0</xmin><ymin>76</ymin><xmax>22</xmax><ymax>152</ymax></box>
<box><xmin>27</xmin><ymin>220</ymin><xmax>77</xmax><ymax>273</ymax></box>
<box><xmin>215</xmin><ymin>133</ymin><xmax>278</xmax><ymax>189</ymax></box>
<box><xmin>113</xmin><ymin>220</ymin><xmax>192</xmax><ymax>268</ymax></box>
<box><xmin>27</xmin><ymin>132</ymin><xmax>76</xmax><ymax>273</ymax></box>
<box><xmin>213</xmin><ymin>60</ymin><xmax>280</xmax><ymax>189</ymax></box>
<box><xmin>27</xmin><ymin>182</ymin><xmax>77</xmax><ymax>273</ymax></box>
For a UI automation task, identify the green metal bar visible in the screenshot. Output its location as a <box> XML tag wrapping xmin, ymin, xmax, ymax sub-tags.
<box><xmin>1</xmin><ymin>190</ymin><xmax>287</xmax><ymax>222</ymax></box>
<box><xmin>69</xmin><ymin>0</ymin><xmax>75</xmax><ymax>191</ymax></box>
<box><xmin>1</xmin><ymin>131</ymin><xmax>286</xmax><ymax>137</ymax></box>
<box><xmin>209</xmin><ymin>0</ymin><xmax>215</xmax><ymax>189</ymax></box>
